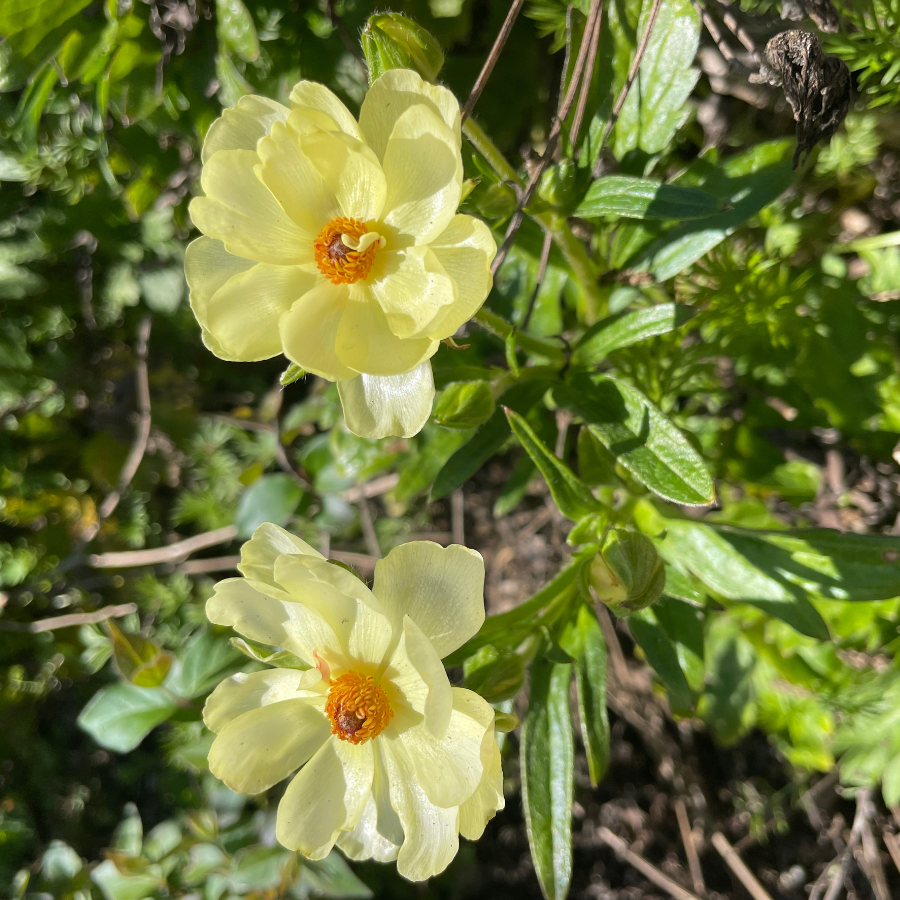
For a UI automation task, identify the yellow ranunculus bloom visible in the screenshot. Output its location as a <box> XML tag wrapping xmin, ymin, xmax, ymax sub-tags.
<box><xmin>203</xmin><ymin>524</ymin><xmax>504</xmax><ymax>881</ymax></box>
<box><xmin>186</xmin><ymin>70</ymin><xmax>496</xmax><ymax>440</ymax></box>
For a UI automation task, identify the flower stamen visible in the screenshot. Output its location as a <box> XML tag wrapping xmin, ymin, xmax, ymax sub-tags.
<box><xmin>325</xmin><ymin>670</ymin><xmax>393</xmax><ymax>744</ymax></box>
<box><xmin>314</xmin><ymin>217</ymin><xmax>383</xmax><ymax>285</ymax></box>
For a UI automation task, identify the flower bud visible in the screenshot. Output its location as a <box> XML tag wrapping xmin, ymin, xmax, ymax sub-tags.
<box><xmin>590</xmin><ymin>530</ymin><xmax>664</xmax><ymax>616</ymax></box>
<box><xmin>362</xmin><ymin>14</ymin><xmax>444</xmax><ymax>84</ymax></box>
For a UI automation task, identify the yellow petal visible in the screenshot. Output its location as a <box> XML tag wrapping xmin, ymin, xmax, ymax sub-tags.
<box><xmin>185</xmin><ymin>237</ymin><xmax>255</xmax><ymax>361</ymax></box>
<box><xmin>395</xmin><ymin>686</ymin><xmax>491</xmax><ymax>809</ymax></box>
<box><xmin>359</xmin><ymin>69</ymin><xmax>460</xmax><ymax>163</ymax></box>
<box><xmin>203</xmin><ymin>668</ymin><xmax>315</xmax><ymax>733</ymax></box>
<box><xmin>280</xmin><ymin>281</ymin><xmax>357</xmax><ymax>381</ymax></box>
<box><xmin>459</xmin><ymin>730</ymin><xmax>505</xmax><ymax>840</ymax></box>
<box><xmin>336</xmin><ymin>290</ymin><xmax>437</xmax><ymax>376</ymax></box>
<box><xmin>206</xmin><ymin>577</ymin><xmax>338</xmax><ymax>665</ymax></box>
<box><xmin>372</xmin><ymin>542</ymin><xmax>485</xmax><ymax>658</ymax></box>
<box><xmin>208</xmin><ymin>698</ymin><xmax>330</xmax><ymax>794</ymax></box>
<box><xmin>273</xmin><ymin>554</ymin><xmax>392</xmax><ymax>667</ymax></box>
<box><xmin>380</xmin><ymin>105</ymin><xmax>463</xmax><ymax>246</ymax></box>
<box><xmin>426</xmin><ymin>215</ymin><xmax>497</xmax><ymax>340</ymax></box>
<box><xmin>276</xmin><ymin>737</ymin><xmax>374</xmax><ymax>859</ymax></box>
<box><xmin>382</xmin><ymin>740</ymin><xmax>459</xmax><ymax>880</ymax></box>
<box><xmin>337</xmin><ymin>364</ymin><xmax>434</xmax><ymax>440</ymax></box>
<box><xmin>366</xmin><ymin>246</ymin><xmax>456</xmax><ymax>339</ymax></box>
<box><xmin>296</xmin><ymin>125</ymin><xmax>386</xmax><ymax>223</ymax></box>
<box><xmin>289</xmin><ymin>80</ymin><xmax>363</xmax><ymax>140</ymax></box>
<box><xmin>202</xmin><ymin>94</ymin><xmax>290</xmax><ymax>163</ymax></box>
<box><xmin>337</xmin><ymin>743</ymin><xmax>403</xmax><ymax>863</ymax></box>
<box><xmin>238</xmin><ymin>522</ymin><xmax>323</xmax><ymax>586</ymax></box>
<box><xmin>194</xmin><ymin>260</ymin><xmax>320</xmax><ymax>362</ymax></box>
<box><xmin>385</xmin><ymin>615</ymin><xmax>453</xmax><ymax>737</ymax></box>
<box><xmin>256</xmin><ymin>119</ymin><xmax>340</xmax><ymax>236</ymax></box>
<box><xmin>190</xmin><ymin>150</ymin><xmax>310</xmax><ymax>264</ymax></box>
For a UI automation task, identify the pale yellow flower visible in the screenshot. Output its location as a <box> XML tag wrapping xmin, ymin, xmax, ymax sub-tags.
<box><xmin>186</xmin><ymin>70</ymin><xmax>496</xmax><ymax>439</ymax></box>
<box><xmin>203</xmin><ymin>524</ymin><xmax>504</xmax><ymax>881</ymax></box>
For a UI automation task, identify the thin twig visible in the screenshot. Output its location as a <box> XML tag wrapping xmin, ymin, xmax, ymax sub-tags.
<box><xmin>340</xmin><ymin>473</ymin><xmax>399</xmax><ymax>504</ymax></box>
<box><xmin>882</xmin><ymin>830</ymin><xmax>900</xmax><ymax>878</ymax></box>
<box><xmin>491</xmin><ymin>0</ymin><xmax>604</xmax><ymax>276</ymax></box>
<box><xmin>92</xmin><ymin>315</ymin><xmax>153</xmax><ymax>534</ymax></box>
<box><xmin>690</xmin><ymin>0</ymin><xmax>743</xmax><ymax>68</ymax></box>
<box><xmin>451</xmin><ymin>489</ymin><xmax>465</xmax><ymax>545</ymax></box>
<box><xmin>818</xmin><ymin>789</ymin><xmax>873</xmax><ymax>900</ymax></box>
<box><xmin>595</xmin><ymin>599</ymin><xmax>630</xmax><ymax>685</ymax></box>
<box><xmin>180</xmin><ymin>555</ymin><xmax>240</xmax><ymax>575</ymax></box>
<box><xmin>89</xmin><ymin>525</ymin><xmax>238</xmax><ymax>568</ymax></box>
<box><xmin>711</xmin><ymin>832</ymin><xmax>775</xmax><ymax>900</ymax></box>
<box><xmin>861</xmin><ymin>820</ymin><xmax>891</xmax><ymax>900</ymax></box>
<box><xmin>0</xmin><ymin>603</ymin><xmax>137</xmax><ymax>633</ymax></box>
<box><xmin>357</xmin><ymin>498</ymin><xmax>381</xmax><ymax>559</ymax></box>
<box><xmin>569</xmin><ymin>0</ymin><xmax>604</xmax><ymax>148</ymax></box>
<box><xmin>522</xmin><ymin>231</ymin><xmax>553</xmax><ymax>332</ymax></box>
<box><xmin>675</xmin><ymin>799</ymin><xmax>706</xmax><ymax>897</ymax></box>
<box><xmin>330</xmin><ymin>550</ymin><xmax>378</xmax><ymax>571</ymax></box>
<box><xmin>712</xmin><ymin>0</ymin><xmax>758</xmax><ymax>56</ymax></box>
<box><xmin>603</xmin><ymin>0</ymin><xmax>664</xmax><ymax>145</ymax></box>
<box><xmin>210</xmin><ymin>414</ymin><xmax>309</xmax><ymax>487</ymax></box>
<box><xmin>461</xmin><ymin>0</ymin><xmax>526</xmax><ymax>124</ymax></box>
<box><xmin>598</xmin><ymin>827</ymin><xmax>703</xmax><ymax>900</ymax></box>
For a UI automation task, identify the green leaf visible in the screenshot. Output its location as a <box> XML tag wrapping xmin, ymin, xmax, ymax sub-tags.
<box><xmin>0</xmin><ymin>0</ymin><xmax>92</xmax><ymax>53</ymax></box>
<box><xmin>612</xmin><ymin>0</ymin><xmax>700</xmax><ymax>157</ymax></box>
<box><xmin>395</xmin><ymin>426</ymin><xmax>474</xmax><ymax>500</ymax></box>
<box><xmin>463</xmin><ymin>646</ymin><xmax>526</xmax><ymax>703</ymax></box>
<box><xmin>431</xmin><ymin>378</ymin><xmax>551</xmax><ymax>500</ymax></box>
<box><xmin>235</xmin><ymin>473</ymin><xmax>303</xmax><ymax>539</ymax></box>
<box><xmin>106</xmin><ymin>621</ymin><xmax>173</xmax><ymax>688</ymax></box>
<box><xmin>628</xmin><ymin>608</ymin><xmax>692</xmax><ymax>714</ymax></box>
<box><xmin>506</xmin><ymin>408</ymin><xmax>603</xmax><ymax>521</ymax></box>
<box><xmin>573</xmin><ymin>303</ymin><xmax>695</xmax><ymax>366</ymax></box>
<box><xmin>575</xmin><ymin>177</ymin><xmax>719</xmax><ymax>220</ymax></box>
<box><xmin>91</xmin><ymin>860</ymin><xmax>162</xmax><ymax>900</ymax></box>
<box><xmin>521</xmin><ymin>655</ymin><xmax>574</xmax><ymax>900</ymax></box>
<box><xmin>558</xmin><ymin>374</ymin><xmax>715</xmax><ymax>506</ymax></box>
<box><xmin>433</xmin><ymin>380</ymin><xmax>496</xmax><ymax>429</ymax></box>
<box><xmin>77</xmin><ymin>683</ymin><xmax>177</xmax><ymax>753</ymax></box>
<box><xmin>561</xmin><ymin>604</ymin><xmax>610</xmax><ymax>786</ymax></box>
<box><xmin>215</xmin><ymin>0</ymin><xmax>259</xmax><ymax>62</ymax></box>
<box><xmin>882</xmin><ymin>753</ymin><xmax>900</xmax><ymax>807</ymax></box>
<box><xmin>232</xmin><ymin>846</ymin><xmax>292</xmax><ymax>890</ymax></box>
<box><xmin>640</xmin><ymin>140</ymin><xmax>795</xmax><ymax>279</ymax></box>
<box><xmin>654</xmin><ymin>518</ymin><xmax>831</xmax><ymax>640</ymax></box>
<box><xmin>493</xmin><ymin>452</ymin><xmax>537</xmax><ymax>517</ymax></box>
<box><xmin>41</xmin><ymin>841</ymin><xmax>83</xmax><ymax>883</ymax></box>
<box><xmin>299</xmin><ymin>852</ymin><xmax>373</xmax><ymax>899</ymax></box>
<box><xmin>165</xmin><ymin>633</ymin><xmax>243</xmax><ymax>699</ymax></box>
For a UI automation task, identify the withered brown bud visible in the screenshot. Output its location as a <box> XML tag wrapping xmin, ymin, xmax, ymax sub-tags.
<box><xmin>781</xmin><ymin>0</ymin><xmax>840</xmax><ymax>32</ymax></box>
<box><xmin>752</xmin><ymin>30</ymin><xmax>851</xmax><ymax>167</ymax></box>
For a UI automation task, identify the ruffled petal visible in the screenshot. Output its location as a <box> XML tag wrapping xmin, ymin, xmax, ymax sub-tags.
<box><xmin>256</xmin><ymin>118</ymin><xmax>340</xmax><ymax>236</ymax></box>
<box><xmin>382</xmin><ymin>740</ymin><xmax>459</xmax><ymax>880</ymax></box>
<box><xmin>289</xmin><ymin>80</ymin><xmax>362</xmax><ymax>140</ymax></box>
<box><xmin>359</xmin><ymin>69</ymin><xmax>460</xmax><ymax>163</ymax></box>
<box><xmin>425</xmin><ymin>214</ymin><xmax>497</xmax><ymax>340</ymax></box>
<box><xmin>202</xmin><ymin>94</ymin><xmax>290</xmax><ymax>163</ymax></box>
<box><xmin>238</xmin><ymin>522</ymin><xmax>323</xmax><ymax>586</ymax></box>
<box><xmin>193</xmin><ymin>259</ymin><xmax>320</xmax><ymax>362</ymax></box>
<box><xmin>458</xmin><ymin>730</ymin><xmax>505</xmax><ymax>840</ymax></box>
<box><xmin>203</xmin><ymin>667</ymin><xmax>315</xmax><ymax>733</ymax></box>
<box><xmin>190</xmin><ymin>150</ymin><xmax>311</xmax><ymax>264</ymax></box>
<box><xmin>395</xmin><ymin>687</ymin><xmax>491</xmax><ymax>809</ymax></box>
<box><xmin>208</xmin><ymin>698</ymin><xmax>330</xmax><ymax>794</ymax></box>
<box><xmin>184</xmin><ymin>237</ymin><xmax>255</xmax><ymax>361</ymax></box>
<box><xmin>337</xmin><ymin>742</ymin><xmax>403</xmax><ymax>863</ymax></box>
<box><xmin>384</xmin><ymin>615</ymin><xmax>453</xmax><ymax>737</ymax></box>
<box><xmin>206</xmin><ymin>577</ymin><xmax>339</xmax><ymax>665</ymax></box>
<box><xmin>336</xmin><ymin>290</ymin><xmax>437</xmax><ymax>376</ymax></box>
<box><xmin>366</xmin><ymin>246</ymin><xmax>455</xmax><ymax>339</ymax></box>
<box><xmin>273</xmin><ymin>554</ymin><xmax>392</xmax><ymax>668</ymax></box>
<box><xmin>379</xmin><ymin>105</ymin><xmax>462</xmax><ymax>246</ymax></box>
<box><xmin>296</xmin><ymin>126</ymin><xmax>386</xmax><ymax>223</ymax></box>
<box><xmin>372</xmin><ymin>542</ymin><xmax>485</xmax><ymax>658</ymax></box>
<box><xmin>337</xmin><ymin>363</ymin><xmax>434</xmax><ymax>440</ymax></box>
<box><xmin>276</xmin><ymin>737</ymin><xmax>374</xmax><ymax>859</ymax></box>
<box><xmin>279</xmin><ymin>281</ymin><xmax>357</xmax><ymax>381</ymax></box>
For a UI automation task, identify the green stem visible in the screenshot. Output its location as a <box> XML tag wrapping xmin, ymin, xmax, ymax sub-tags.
<box><xmin>473</xmin><ymin>308</ymin><xmax>567</xmax><ymax>364</ymax></box>
<box><xmin>463</xmin><ymin>118</ymin><xmax>606</xmax><ymax>320</ymax></box>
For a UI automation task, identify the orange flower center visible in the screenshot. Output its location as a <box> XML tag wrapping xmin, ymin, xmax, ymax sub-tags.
<box><xmin>314</xmin><ymin>217</ymin><xmax>382</xmax><ymax>285</ymax></box>
<box><xmin>325</xmin><ymin>670</ymin><xmax>393</xmax><ymax>744</ymax></box>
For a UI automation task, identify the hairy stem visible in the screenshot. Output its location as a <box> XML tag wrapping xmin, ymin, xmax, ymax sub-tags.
<box><xmin>473</xmin><ymin>308</ymin><xmax>567</xmax><ymax>364</ymax></box>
